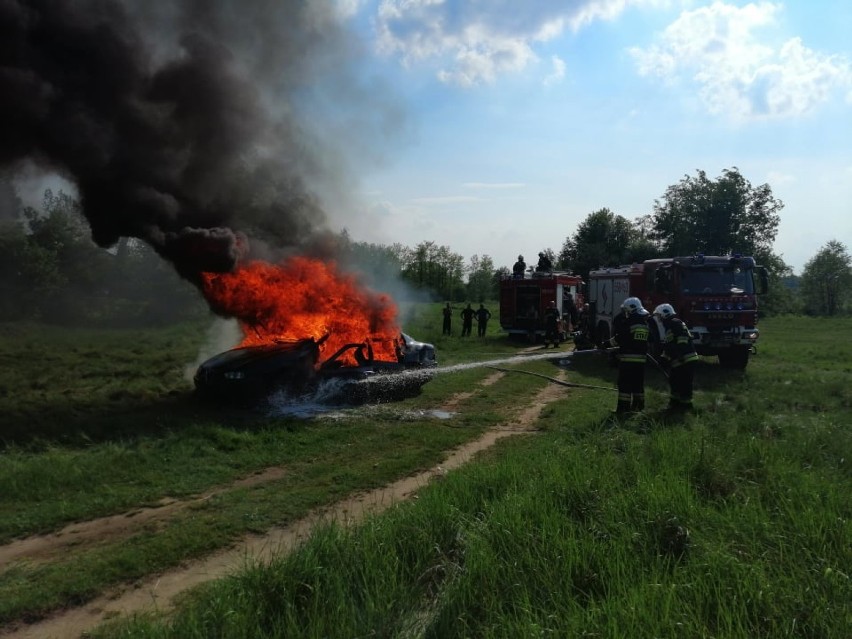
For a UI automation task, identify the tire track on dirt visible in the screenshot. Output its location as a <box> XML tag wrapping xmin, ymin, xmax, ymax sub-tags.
<box><xmin>0</xmin><ymin>371</ymin><xmax>506</xmax><ymax>568</ymax></box>
<box><xmin>2</xmin><ymin>371</ymin><xmax>566</xmax><ymax>639</ymax></box>
<box><xmin>0</xmin><ymin>468</ymin><xmax>289</xmax><ymax>567</ymax></box>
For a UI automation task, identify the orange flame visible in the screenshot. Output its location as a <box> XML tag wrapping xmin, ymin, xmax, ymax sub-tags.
<box><xmin>200</xmin><ymin>257</ymin><xmax>400</xmax><ymax>366</ymax></box>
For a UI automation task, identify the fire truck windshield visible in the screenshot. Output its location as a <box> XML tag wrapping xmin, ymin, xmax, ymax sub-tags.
<box><xmin>679</xmin><ymin>267</ymin><xmax>754</xmax><ymax>295</ymax></box>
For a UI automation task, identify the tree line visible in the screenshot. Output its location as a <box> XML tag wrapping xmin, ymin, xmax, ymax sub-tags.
<box><xmin>341</xmin><ymin>167</ymin><xmax>849</xmax><ymax>316</ymax></box>
<box><xmin>1</xmin><ymin>167</ymin><xmax>849</xmax><ymax>326</ymax></box>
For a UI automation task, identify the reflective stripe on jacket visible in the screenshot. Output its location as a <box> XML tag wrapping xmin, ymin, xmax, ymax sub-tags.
<box><xmin>662</xmin><ymin>317</ymin><xmax>698</xmax><ymax>367</ymax></box>
<box><xmin>613</xmin><ymin>312</ymin><xmax>649</xmax><ymax>362</ymax></box>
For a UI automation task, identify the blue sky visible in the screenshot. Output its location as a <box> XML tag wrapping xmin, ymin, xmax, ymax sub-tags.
<box><xmin>325</xmin><ymin>0</ymin><xmax>852</xmax><ymax>275</ymax></box>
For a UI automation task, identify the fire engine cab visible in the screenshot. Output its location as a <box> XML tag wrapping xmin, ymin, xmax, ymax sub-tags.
<box><xmin>586</xmin><ymin>254</ymin><xmax>768</xmax><ymax>369</ymax></box>
<box><xmin>499</xmin><ymin>271</ymin><xmax>584</xmax><ymax>342</ymax></box>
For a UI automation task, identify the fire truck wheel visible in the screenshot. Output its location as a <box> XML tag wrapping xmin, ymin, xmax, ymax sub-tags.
<box><xmin>718</xmin><ymin>346</ymin><xmax>750</xmax><ymax>370</ymax></box>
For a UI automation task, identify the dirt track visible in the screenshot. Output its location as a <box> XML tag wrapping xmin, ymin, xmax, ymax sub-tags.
<box><xmin>2</xmin><ymin>370</ymin><xmax>568</xmax><ymax>639</ymax></box>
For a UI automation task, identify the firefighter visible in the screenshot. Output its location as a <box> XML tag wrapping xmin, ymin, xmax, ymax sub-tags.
<box><xmin>543</xmin><ymin>300</ymin><xmax>561</xmax><ymax>348</ymax></box>
<box><xmin>460</xmin><ymin>303</ymin><xmax>475</xmax><ymax>337</ymax></box>
<box><xmin>610</xmin><ymin>297</ymin><xmax>650</xmax><ymax>414</ymax></box>
<box><xmin>512</xmin><ymin>255</ymin><xmax>526</xmax><ymax>278</ymax></box>
<box><xmin>442</xmin><ymin>302</ymin><xmax>452</xmax><ymax>335</ymax></box>
<box><xmin>653</xmin><ymin>303</ymin><xmax>699</xmax><ymax>411</ymax></box>
<box><xmin>475</xmin><ymin>303</ymin><xmax>492</xmax><ymax>337</ymax></box>
<box><xmin>573</xmin><ymin>303</ymin><xmax>594</xmax><ymax>350</ymax></box>
<box><xmin>563</xmin><ymin>292</ymin><xmax>578</xmax><ymax>330</ymax></box>
<box><xmin>537</xmin><ymin>252</ymin><xmax>553</xmax><ymax>272</ymax></box>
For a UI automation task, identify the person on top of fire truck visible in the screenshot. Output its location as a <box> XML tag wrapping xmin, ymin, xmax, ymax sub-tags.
<box><xmin>543</xmin><ymin>300</ymin><xmax>561</xmax><ymax>348</ymax></box>
<box><xmin>653</xmin><ymin>303</ymin><xmax>699</xmax><ymax>412</ymax></box>
<box><xmin>537</xmin><ymin>252</ymin><xmax>553</xmax><ymax>272</ymax></box>
<box><xmin>610</xmin><ymin>297</ymin><xmax>650</xmax><ymax>414</ymax></box>
<box><xmin>512</xmin><ymin>255</ymin><xmax>526</xmax><ymax>278</ymax></box>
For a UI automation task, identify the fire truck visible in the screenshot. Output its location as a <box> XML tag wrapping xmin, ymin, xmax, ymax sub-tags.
<box><xmin>499</xmin><ymin>271</ymin><xmax>585</xmax><ymax>342</ymax></box>
<box><xmin>586</xmin><ymin>254</ymin><xmax>768</xmax><ymax>369</ymax></box>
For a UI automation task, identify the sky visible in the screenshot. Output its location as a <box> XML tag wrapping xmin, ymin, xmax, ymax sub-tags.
<box><xmin>320</xmin><ymin>0</ymin><xmax>852</xmax><ymax>276</ymax></box>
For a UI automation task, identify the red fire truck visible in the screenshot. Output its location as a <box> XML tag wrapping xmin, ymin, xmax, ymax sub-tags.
<box><xmin>499</xmin><ymin>271</ymin><xmax>585</xmax><ymax>343</ymax></box>
<box><xmin>586</xmin><ymin>254</ymin><xmax>768</xmax><ymax>369</ymax></box>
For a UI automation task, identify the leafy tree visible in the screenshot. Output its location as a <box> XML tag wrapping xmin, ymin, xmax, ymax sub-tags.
<box><xmin>1</xmin><ymin>189</ymin><xmax>205</xmax><ymax>325</ymax></box>
<box><xmin>557</xmin><ymin>208</ymin><xmax>651</xmax><ymax>279</ymax></box>
<box><xmin>755</xmin><ymin>251</ymin><xmax>802</xmax><ymax>316</ymax></box>
<box><xmin>651</xmin><ymin>167</ymin><xmax>783</xmax><ymax>258</ymax></box>
<box><xmin>401</xmin><ymin>241</ymin><xmax>465</xmax><ymax>301</ymax></box>
<box><xmin>24</xmin><ymin>190</ymin><xmax>113</xmax><ymax>293</ymax></box>
<box><xmin>0</xmin><ymin>218</ymin><xmax>62</xmax><ymax>319</ymax></box>
<box><xmin>799</xmin><ymin>240</ymin><xmax>852</xmax><ymax>316</ymax></box>
<box><xmin>339</xmin><ymin>230</ymin><xmax>409</xmax><ymax>289</ymax></box>
<box><xmin>466</xmin><ymin>254</ymin><xmax>496</xmax><ymax>302</ymax></box>
<box><xmin>493</xmin><ymin>265</ymin><xmax>510</xmax><ymax>294</ymax></box>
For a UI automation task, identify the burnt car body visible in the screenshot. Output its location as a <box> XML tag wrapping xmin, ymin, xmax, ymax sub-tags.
<box><xmin>194</xmin><ymin>333</ymin><xmax>437</xmax><ymax>405</ymax></box>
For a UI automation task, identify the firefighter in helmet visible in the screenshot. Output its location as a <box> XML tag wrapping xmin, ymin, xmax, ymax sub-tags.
<box><xmin>512</xmin><ymin>255</ymin><xmax>526</xmax><ymax>278</ymax></box>
<box><xmin>653</xmin><ymin>303</ymin><xmax>699</xmax><ymax>411</ymax></box>
<box><xmin>610</xmin><ymin>297</ymin><xmax>650</xmax><ymax>414</ymax></box>
<box><xmin>543</xmin><ymin>300</ymin><xmax>561</xmax><ymax>348</ymax></box>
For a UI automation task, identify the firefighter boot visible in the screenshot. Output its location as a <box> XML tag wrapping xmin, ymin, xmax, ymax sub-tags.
<box><xmin>614</xmin><ymin>394</ymin><xmax>632</xmax><ymax>415</ymax></box>
<box><xmin>631</xmin><ymin>394</ymin><xmax>645</xmax><ymax>413</ymax></box>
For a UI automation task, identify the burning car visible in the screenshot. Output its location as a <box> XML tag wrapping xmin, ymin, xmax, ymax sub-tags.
<box><xmin>193</xmin><ymin>332</ymin><xmax>437</xmax><ymax>405</ymax></box>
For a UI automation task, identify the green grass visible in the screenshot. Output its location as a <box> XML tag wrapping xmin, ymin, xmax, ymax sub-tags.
<box><xmin>2</xmin><ymin>312</ymin><xmax>850</xmax><ymax>636</ymax></box>
<box><xmin>0</xmin><ymin>307</ymin><xmax>550</xmax><ymax>625</ymax></box>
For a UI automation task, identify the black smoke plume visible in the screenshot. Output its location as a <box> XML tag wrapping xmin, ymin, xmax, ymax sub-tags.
<box><xmin>0</xmin><ymin>0</ymin><xmax>366</xmax><ymax>282</ymax></box>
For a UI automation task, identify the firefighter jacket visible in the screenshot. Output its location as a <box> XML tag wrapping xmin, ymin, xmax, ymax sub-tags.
<box><xmin>612</xmin><ymin>312</ymin><xmax>650</xmax><ymax>364</ymax></box>
<box><xmin>543</xmin><ymin>306</ymin><xmax>560</xmax><ymax>329</ymax></box>
<box><xmin>660</xmin><ymin>316</ymin><xmax>699</xmax><ymax>368</ymax></box>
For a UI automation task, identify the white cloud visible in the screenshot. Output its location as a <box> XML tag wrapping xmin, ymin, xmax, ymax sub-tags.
<box><xmin>629</xmin><ymin>1</ymin><xmax>852</xmax><ymax>120</ymax></box>
<box><xmin>333</xmin><ymin>0</ymin><xmax>366</xmax><ymax>19</ymax></box>
<box><xmin>375</xmin><ymin>0</ymin><xmax>636</xmax><ymax>86</ymax></box>
<box><xmin>543</xmin><ymin>55</ymin><xmax>567</xmax><ymax>86</ymax></box>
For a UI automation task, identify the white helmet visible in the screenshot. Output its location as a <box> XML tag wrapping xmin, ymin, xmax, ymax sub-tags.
<box><xmin>654</xmin><ymin>303</ymin><xmax>676</xmax><ymax>319</ymax></box>
<box><xmin>621</xmin><ymin>297</ymin><xmax>648</xmax><ymax>316</ymax></box>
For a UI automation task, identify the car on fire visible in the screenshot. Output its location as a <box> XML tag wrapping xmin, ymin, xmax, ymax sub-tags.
<box><xmin>193</xmin><ymin>332</ymin><xmax>437</xmax><ymax>404</ymax></box>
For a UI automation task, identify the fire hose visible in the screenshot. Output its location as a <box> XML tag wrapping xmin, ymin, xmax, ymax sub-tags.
<box><xmin>645</xmin><ymin>353</ymin><xmax>670</xmax><ymax>379</ymax></box>
<box><xmin>486</xmin><ymin>348</ymin><xmax>669</xmax><ymax>390</ymax></box>
<box><xmin>485</xmin><ymin>365</ymin><xmax>617</xmax><ymax>391</ymax></box>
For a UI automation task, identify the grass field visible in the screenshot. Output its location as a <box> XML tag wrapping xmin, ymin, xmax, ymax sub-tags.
<box><xmin>1</xmin><ymin>309</ymin><xmax>850</xmax><ymax>637</ymax></box>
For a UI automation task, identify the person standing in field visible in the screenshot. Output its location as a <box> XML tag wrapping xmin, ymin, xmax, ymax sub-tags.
<box><xmin>543</xmin><ymin>300</ymin><xmax>561</xmax><ymax>348</ymax></box>
<box><xmin>653</xmin><ymin>303</ymin><xmax>699</xmax><ymax>411</ymax></box>
<box><xmin>442</xmin><ymin>302</ymin><xmax>452</xmax><ymax>335</ymax></box>
<box><xmin>460</xmin><ymin>303</ymin><xmax>475</xmax><ymax>337</ymax></box>
<box><xmin>610</xmin><ymin>297</ymin><xmax>650</xmax><ymax>414</ymax></box>
<box><xmin>475</xmin><ymin>303</ymin><xmax>492</xmax><ymax>337</ymax></box>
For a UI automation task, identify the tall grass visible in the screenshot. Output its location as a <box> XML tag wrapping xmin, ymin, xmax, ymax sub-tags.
<box><xmin>96</xmin><ymin>316</ymin><xmax>852</xmax><ymax>638</ymax></box>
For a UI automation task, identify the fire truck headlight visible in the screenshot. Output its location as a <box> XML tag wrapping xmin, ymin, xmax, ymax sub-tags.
<box><xmin>745</xmin><ymin>331</ymin><xmax>758</xmax><ymax>340</ymax></box>
<box><xmin>726</xmin><ymin>302</ymin><xmax>733</xmax><ymax>310</ymax></box>
<box><xmin>703</xmin><ymin>302</ymin><xmax>711</xmax><ymax>310</ymax></box>
<box><xmin>736</xmin><ymin>302</ymin><xmax>744</xmax><ymax>310</ymax></box>
<box><xmin>715</xmin><ymin>303</ymin><xmax>722</xmax><ymax>310</ymax></box>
